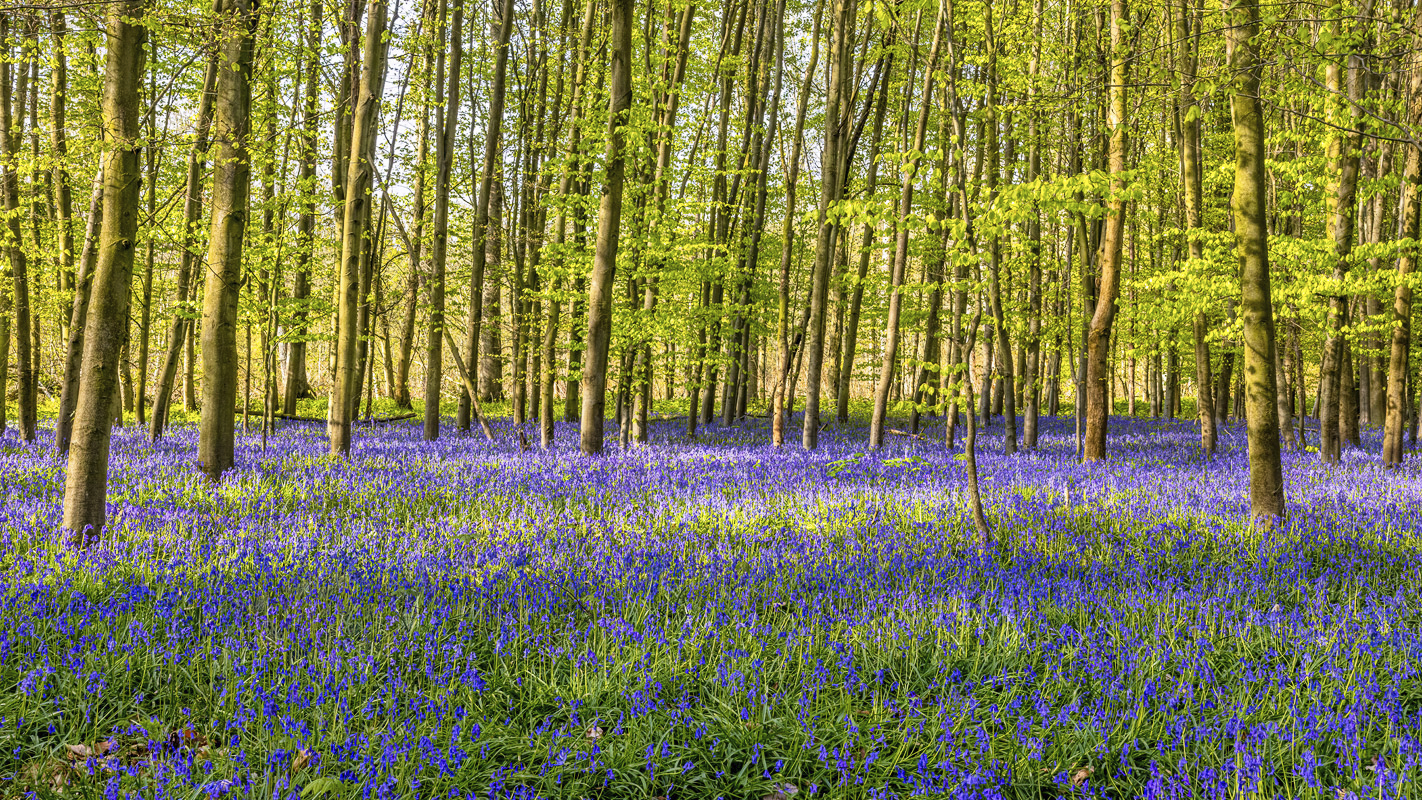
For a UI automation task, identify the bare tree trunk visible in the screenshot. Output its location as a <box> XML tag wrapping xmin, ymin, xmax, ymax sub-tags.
<box><xmin>1082</xmin><ymin>0</ymin><xmax>1129</xmax><ymax>462</ymax></box>
<box><xmin>151</xmin><ymin>39</ymin><xmax>220</xmax><ymax>437</ymax></box>
<box><xmin>870</xmin><ymin>4</ymin><xmax>942</xmax><ymax>448</ymax></box>
<box><xmin>135</xmin><ymin>59</ymin><xmax>160</xmax><ymax>426</ymax></box>
<box><xmin>771</xmin><ymin>0</ymin><xmax>823</xmax><ymax>446</ymax></box>
<box><xmin>0</xmin><ymin>17</ymin><xmax>35</xmax><ymax>442</ymax></box>
<box><xmin>55</xmin><ymin>170</ymin><xmax>103</xmax><ymax>452</ymax></box>
<box><xmin>457</xmin><ymin>0</ymin><xmax>515</xmax><ymax>431</ymax></box>
<box><xmin>578</xmin><ymin>0</ymin><xmax>633</xmax><ymax>454</ymax></box>
<box><xmin>423</xmin><ymin>0</ymin><xmax>465</xmax><ymax>440</ymax></box>
<box><xmin>1175</xmin><ymin>0</ymin><xmax>1215</xmax><ymax>453</ymax></box>
<box><xmin>61</xmin><ymin>0</ymin><xmax>146</xmax><ymax>542</ymax></box>
<box><xmin>632</xmin><ymin>0</ymin><xmax>698</xmax><ymax>445</ymax></box>
<box><xmin>1318</xmin><ymin>0</ymin><xmax>1367</xmax><ymax>465</ymax></box>
<box><xmin>1022</xmin><ymin>0</ymin><xmax>1044</xmax><ymax>448</ymax></box>
<box><xmin>801</xmin><ymin>0</ymin><xmax>854</xmax><ymax>451</ymax></box>
<box><xmin>541</xmin><ymin>0</ymin><xmax>597</xmax><ymax>448</ymax></box>
<box><xmin>1226</xmin><ymin>0</ymin><xmax>1285</xmax><ymax>523</ymax></box>
<box><xmin>330</xmin><ymin>0</ymin><xmax>389</xmax><ymax>456</ymax></box>
<box><xmin>198</xmin><ymin>0</ymin><xmax>258</xmax><ymax>481</ymax></box>
<box><xmin>1384</xmin><ymin>11</ymin><xmax>1422</xmax><ymax>467</ymax></box>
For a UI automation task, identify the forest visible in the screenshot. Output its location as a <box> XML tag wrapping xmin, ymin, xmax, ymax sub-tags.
<box><xmin>1</xmin><ymin>0</ymin><xmax>1421</xmax><ymax>796</ymax></box>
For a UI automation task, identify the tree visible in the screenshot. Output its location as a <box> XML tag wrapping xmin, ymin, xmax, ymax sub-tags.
<box><xmin>197</xmin><ymin>0</ymin><xmax>258</xmax><ymax>481</ymax></box>
<box><xmin>458</xmin><ymin>0</ymin><xmax>515</xmax><ymax>432</ymax></box>
<box><xmin>1384</xmin><ymin>9</ymin><xmax>1422</xmax><ymax>468</ymax></box>
<box><xmin>331</xmin><ymin>0</ymin><xmax>390</xmax><ymax>456</ymax></box>
<box><xmin>423</xmin><ymin>0</ymin><xmax>466</xmax><ymax>441</ymax></box>
<box><xmin>61</xmin><ymin>0</ymin><xmax>146</xmax><ymax>542</ymax></box>
<box><xmin>1317</xmin><ymin>0</ymin><xmax>1368</xmax><ymax>464</ymax></box>
<box><xmin>1226</xmin><ymin>0</ymin><xmax>1285</xmax><ymax>522</ymax></box>
<box><xmin>870</xmin><ymin>2</ymin><xmax>944</xmax><ymax>449</ymax></box>
<box><xmin>1</xmin><ymin>17</ymin><xmax>37</xmax><ymax>443</ymax></box>
<box><xmin>579</xmin><ymin>0</ymin><xmax>633</xmax><ymax>455</ymax></box>
<box><xmin>1175</xmin><ymin>0</ymin><xmax>1215</xmax><ymax>454</ymax></box>
<box><xmin>1082</xmin><ymin>0</ymin><xmax>1129</xmax><ymax>462</ymax></box>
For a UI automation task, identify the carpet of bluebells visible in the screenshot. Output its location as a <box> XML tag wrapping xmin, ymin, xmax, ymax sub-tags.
<box><xmin>0</xmin><ymin>412</ymin><xmax>1420</xmax><ymax>800</ymax></box>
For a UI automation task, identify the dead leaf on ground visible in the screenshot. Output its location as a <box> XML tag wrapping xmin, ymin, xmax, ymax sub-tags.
<box><xmin>291</xmin><ymin>748</ymin><xmax>312</xmax><ymax>772</ymax></box>
<box><xmin>586</xmin><ymin>725</ymin><xmax>604</xmax><ymax>741</ymax></box>
<box><xmin>62</xmin><ymin>744</ymin><xmax>92</xmax><ymax>761</ymax></box>
<box><xmin>1072</xmin><ymin>765</ymin><xmax>1094</xmax><ymax>788</ymax></box>
<box><xmin>762</xmin><ymin>783</ymin><xmax>799</xmax><ymax>800</ymax></box>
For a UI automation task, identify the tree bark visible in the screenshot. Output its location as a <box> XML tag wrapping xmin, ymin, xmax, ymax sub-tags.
<box><xmin>1082</xmin><ymin>0</ymin><xmax>1129</xmax><ymax>462</ymax></box>
<box><xmin>458</xmin><ymin>0</ymin><xmax>515</xmax><ymax>431</ymax></box>
<box><xmin>578</xmin><ymin>0</ymin><xmax>633</xmax><ymax>455</ymax></box>
<box><xmin>801</xmin><ymin>0</ymin><xmax>854</xmax><ymax>450</ymax></box>
<box><xmin>1226</xmin><ymin>0</ymin><xmax>1285</xmax><ymax>523</ymax></box>
<box><xmin>1318</xmin><ymin>0</ymin><xmax>1367</xmax><ymax>464</ymax></box>
<box><xmin>0</xmin><ymin>17</ymin><xmax>36</xmax><ymax>442</ymax></box>
<box><xmin>198</xmin><ymin>0</ymin><xmax>258</xmax><ymax>481</ymax></box>
<box><xmin>1384</xmin><ymin>10</ymin><xmax>1422</xmax><ymax>467</ymax></box>
<box><xmin>151</xmin><ymin>34</ymin><xmax>220</xmax><ymax>437</ymax></box>
<box><xmin>870</xmin><ymin>4</ymin><xmax>943</xmax><ymax>448</ymax></box>
<box><xmin>330</xmin><ymin>0</ymin><xmax>389</xmax><ymax>456</ymax></box>
<box><xmin>61</xmin><ymin>0</ymin><xmax>146</xmax><ymax>542</ymax></box>
<box><xmin>423</xmin><ymin>0</ymin><xmax>465</xmax><ymax>440</ymax></box>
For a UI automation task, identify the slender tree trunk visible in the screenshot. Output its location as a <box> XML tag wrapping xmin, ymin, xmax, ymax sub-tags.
<box><xmin>458</xmin><ymin>0</ymin><xmax>515</xmax><ymax>431</ymax></box>
<box><xmin>61</xmin><ymin>0</ymin><xmax>146</xmax><ymax>542</ymax></box>
<box><xmin>330</xmin><ymin>0</ymin><xmax>389</xmax><ymax>456</ymax></box>
<box><xmin>135</xmin><ymin>60</ymin><xmax>160</xmax><ymax>426</ymax></box>
<box><xmin>0</xmin><ymin>18</ymin><xmax>35</xmax><ymax>442</ymax></box>
<box><xmin>1226</xmin><ymin>0</ymin><xmax>1285</xmax><ymax>522</ymax></box>
<box><xmin>50</xmin><ymin>12</ymin><xmax>75</xmax><ymax>339</ymax></box>
<box><xmin>424</xmin><ymin>0</ymin><xmax>465</xmax><ymax>440</ymax></box>
<box><xmin>802</xmin><ymin>0</ymin><xmax>854</xmax><ymax>450</ymax></box>
<box><xmin>1384</xmin><ymin>11</ymin><xmax>1422</xmax><ymax>466</ymax></box>
<box><xmin>1175</xmin><ymin>0</ymin><xmax>1215</xmax><ymax>453</ymax></box>
<box><xmin>870</xmin><ymin>5</ymin><xmax>943</xmax><ymax>448</ymax></box>
<box><xmin>1082</xmin><ymin>0</ymin><xmax>1129</xmax><ymax>462</ymax></box>
<box><xmin>1318</xmin><ymin>0</ymin><xmax>1367</xmax><ymax>464</ymax></box>
<box><xmin>771</xmin><ymin>0</ymin><xmax>823</xmax><ymax>446</ymax></box>
<box><xmin>578</xmin><ymin>0</ymin><xmax>633</xmax><ymax>454</ymax></box>
<box><xmin>151</xmin><ymin>40</ymin><xmax>219</xmax><ymax>437</ymax></box>
<box><xmin>1022</xmin><ymin>0</ymin><xmax>1045</xmax><ymax>448</ymax></box>
<box><xmin>198</xmin><ymin>0</ymin><xmax>258</xmax><ymax>481</ymax></box>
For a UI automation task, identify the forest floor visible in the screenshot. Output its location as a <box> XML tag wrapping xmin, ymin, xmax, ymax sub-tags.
<box><xmin>0</xmin><ymin>409</ymin><xmax>1417</xmax><ymax>799</ymax></box>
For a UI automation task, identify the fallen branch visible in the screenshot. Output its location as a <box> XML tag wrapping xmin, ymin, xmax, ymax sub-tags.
<box><xmin>440</xmin><ymin>330</ymin><xmax>496</xmax><ymax>443</ymax></box>
<box><xmin>887</xmin><ymin>428</ymin><xmax>933</xmax><ymax>442</ymax></box>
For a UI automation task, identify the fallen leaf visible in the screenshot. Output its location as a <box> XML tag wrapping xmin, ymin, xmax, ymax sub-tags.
<box><xmin>762</xmin><ymin>783</ymin><xmax>799</xmax><ymax>800</ymax></box>
<box><xmin>1072</xmin><ymin>765</ymin><xmax>1094</xmax><ymax>788</ymax></box>
<box><xmin>63</xmin><ymin>744</ymin><xmax>93</xmax><ymax>760</ymax></box>
<box><xmin>586</xmin><ymin>725</ymin><xmax>604</xmax><ymax>741</ymax></box>
<box><xmin>95</xmin><ymin>740</ymin><xmax>117</xmax><ymax>756</ymax></box>
<box><xmin>292</xmin><ymin>748</ymin><xmax>312</xmax><ymax>772</ymax></box>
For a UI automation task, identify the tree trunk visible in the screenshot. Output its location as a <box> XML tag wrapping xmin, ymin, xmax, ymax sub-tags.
<box><xmin>801</xmin><ymin>0</ymin><xmax>852</xmax><ymax>450</ymax></box>
<box><xmin>578</xmin><ymin>0</ymin><xmax>633</xmax><ymax>455</ymax></box>
<box><xmin>151</xmin><ymin>38</ymin><xmax>220</xmax><ymax>437</ymax></box>
<box><xmin>771</xmin><ymin>0</ymin><xmax>823</xmax><ymax>446</ymax></box>
<box><xmin>61</xmin><ymin>0</ymin><xmax>146</xmax><ymax>542</ymax></box>
<box><xmin>423</xmin><ymin>0</ymin><xmax>465</xmax><ymax>440</ymax></box>
<box><xmin>1226</xmin><ymin>0</ymin><xmax>1285</xmax><ymax>523</ymax></box>
<box><xmin>1317</xmin><ymin>0</ymin><xmax>1367</xmax><ymax>465</ymax></box>
<box><xmin>1082</xmin><ymin>0</ymin><xmax>1129</xmax><ymax>462</ymax></box>
<box><xmin>0</xmin><ymin>17</ymin><xmax>35</xmax><ymax>442</ymax></box>
<box><xmin>458</xmin><ymin>0</ymin><xmax>515</xmax><ymax>431</ymax></box>
<box><xmin>330</xmin><ymin>0</ymin><xmax>389</xmax><ymax>456</ymax></box>
<box><xmin>198</xmin><ymin>0</ymin><xmax>258</xmax><ymax>481</ymax></box>
<box><xmin>1384</xmin><ymin>10</ymin><xmax>1422</xmax><ymax>467</ymax></box>
<box><xmin>870</xmin><ymin>3</ymin><xmax>943</xmax><ymax>449</ymax></box>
